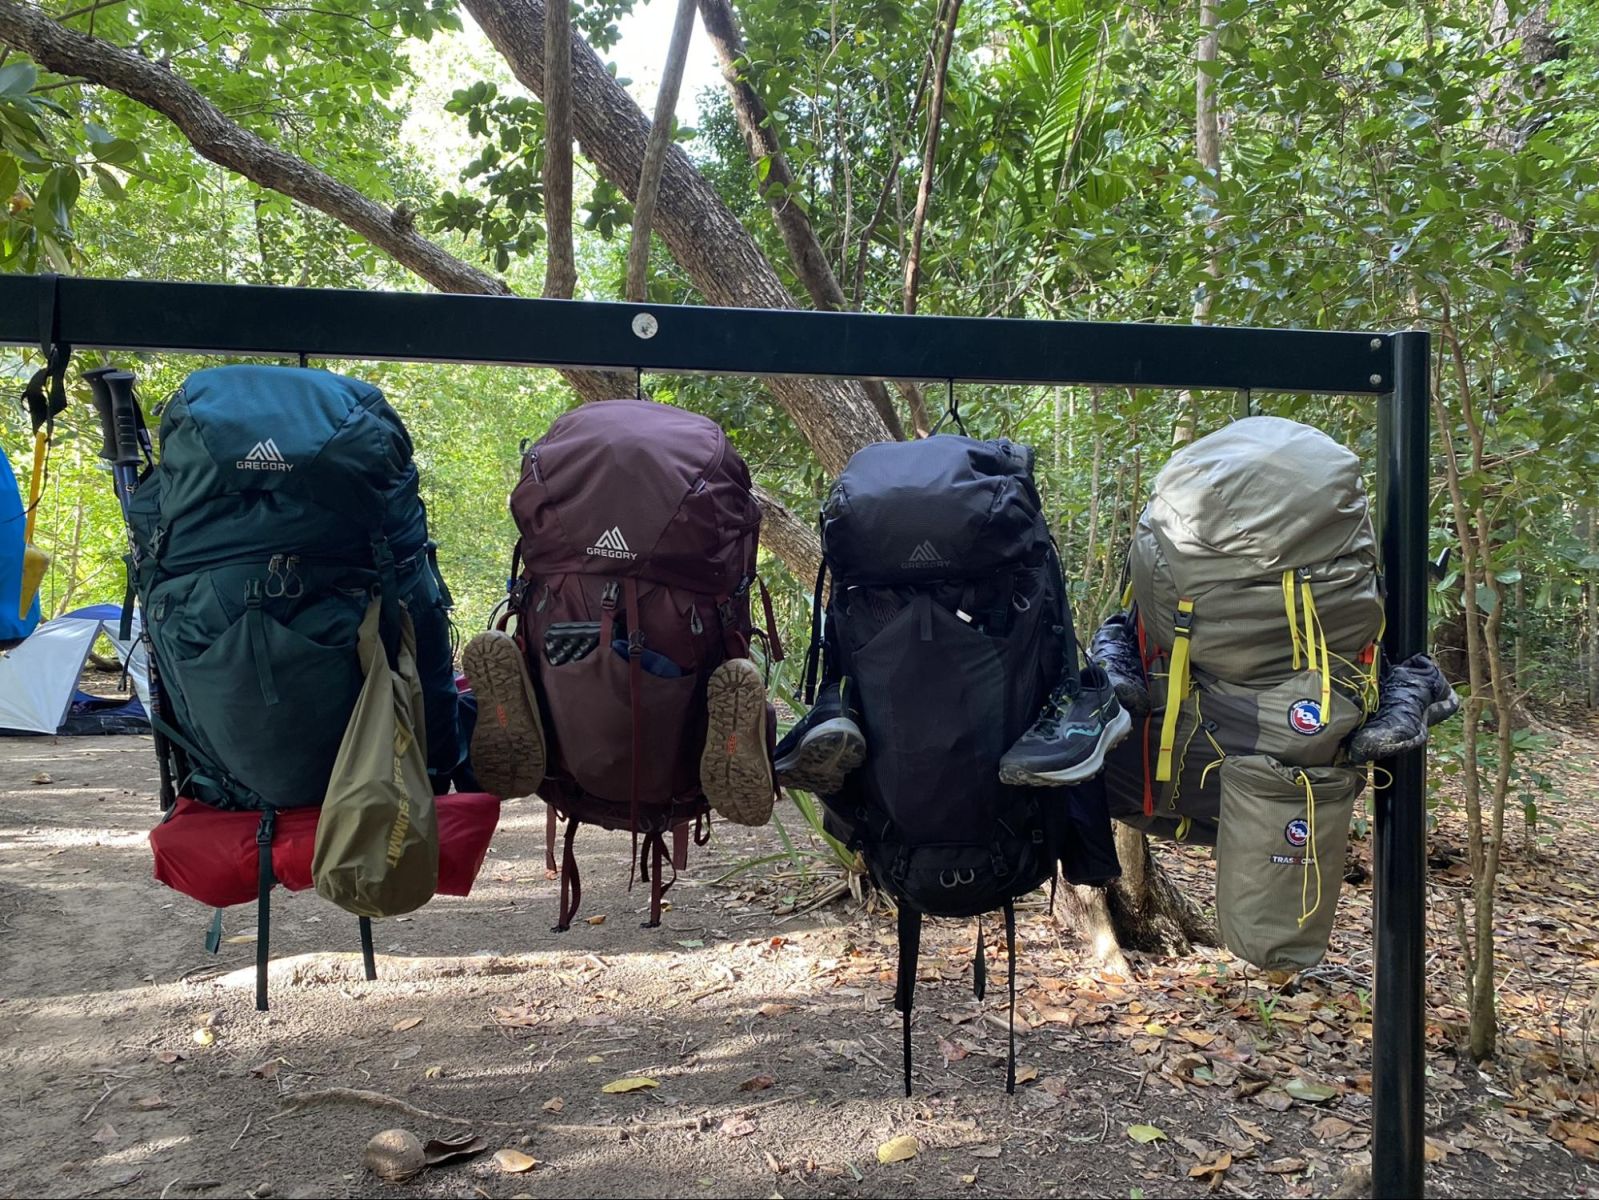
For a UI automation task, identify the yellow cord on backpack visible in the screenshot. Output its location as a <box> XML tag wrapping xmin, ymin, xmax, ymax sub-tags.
<box><xmin>1282</xmin><ymin>571</ymin><xmax>1302</xmax><ymax>670</ymax></box>
<box><xmin>1156</xmin><ymin>598</ymin><xmax>1195</xmax><ymax>783</ymax></box>
<box><xmin>1297</xmin><ymin>771</ymin><xmax>1322</xmax><ymax>928</ymax></box>
<box><xmin>1301</xmin><ymin>577</ymin><xmax>1331</xmax><ymax>729</ymax></box>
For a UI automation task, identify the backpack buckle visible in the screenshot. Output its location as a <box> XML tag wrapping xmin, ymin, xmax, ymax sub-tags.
<box><xmin>601</xmin><ymin>581</ymin><xmax>619</xmax><ymax>611</ymax></box>
<box><xmin>1173</xmin><ymin>608</ymin><xmax>1194</xmax><ymax>636</ymax></box>
<box><xmin>991</xmin><ymin>846</ymin><xmax>1010</xmax><ymax>878</ymax></box>
<box><xmin>628</xmin><ymin>628</ymin><xmax>645</xmax><ymax>654</ymax></box>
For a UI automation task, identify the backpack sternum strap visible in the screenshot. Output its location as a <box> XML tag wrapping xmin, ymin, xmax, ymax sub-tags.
<box><xmin>894</xmin><ymin>905</ymin><xmax>923</xmax><ymax>1098</ymax></box>
<box><xmin>1155</xmin><ymin>598</ymin><xmax>1195</xmax><ymax>783</ymax></box>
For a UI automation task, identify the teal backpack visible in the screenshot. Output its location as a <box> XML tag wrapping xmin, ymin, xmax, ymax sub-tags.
<box><xmin>127</xmin><ymin>365</ymin><xmax>461</xmax><ymax>811</ymax></box>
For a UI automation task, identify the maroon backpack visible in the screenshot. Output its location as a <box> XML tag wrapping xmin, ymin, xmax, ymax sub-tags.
<box><xmin>505</xmin><ymin>400</ymin><xmax>772</xmax><ymax>929</ymax></box>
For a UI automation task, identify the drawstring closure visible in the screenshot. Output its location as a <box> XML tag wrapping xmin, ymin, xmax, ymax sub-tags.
<box><xmin>1297</xmin><ymin>771</ymin><xmax>1322</xmax><ymax>929</ymax></box>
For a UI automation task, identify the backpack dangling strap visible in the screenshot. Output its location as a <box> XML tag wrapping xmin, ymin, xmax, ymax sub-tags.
<box><xmin>1155</xmin><ymin>598</ymin><xmax>1195</xmax><ymax>783</ymax></box>
<box><xmin>802</xmin><ymin>553</ymin><xmax>827</xmax><ymax>705</ymax></box>
<box><xmin>1004</xmin><ymin>900</ymin><xmax>1018</xmax><ymax>1095</ymax></box>
<box><xmin>623</xmin><ymin>577</ymin><xmax>646</xmax><ymax>879</ymax></box>
<box><xmin>358</xmin><ymin>916</ymin><xmax>377</xmax><ymax>982</ymax></box>
<box><xmin>973</xmin><ymin>918</ymin><xmax>987</xmax><ymax>1001</ymax></box>
<box><xmin>254</xmin><ymin>809</ymin><xmax>277</xmax><ymax>1012</ymax></box>
<box><xmin>894</xmin><ymin>905</ymin><xmax>923</xmax><ymax>1097</ymax></box>
<box><xmin>756</xmin><ymin>578</ymin><xmax>785</xmax><ymax>663</ymax></box>
<box><xmin>205</xmin><ymin>907</ymin><xmax>224</xmax><ymax>955</ymax></box>
<box><xmin>554</xmin><ymin>818</ymin><xmax>582</xmax><ymax>932</ymax></box>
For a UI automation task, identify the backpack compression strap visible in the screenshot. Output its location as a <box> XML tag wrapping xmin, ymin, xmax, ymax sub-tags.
<box><xmin>894</xmin><ymin>905</ymin><xmax>923</xmax><ymax>1097</ymax></box>
<box><xmin>553</xmin><ymin>817</ymin><xmax>582</xmax><ymax>932</ymax></box>
<box><xmin>624</xmin><ymin>577</ymin><xmax>646</xmax><ymax>885</ymax></box>
<box><xmin>1155</xmin><ymin>598</ymin><xmax>1195</xmax><ymax>783</ymax></box>
<box><xmin>1004</xmin><ymin>901</ymin><xmax>1018</xmax><ymax>1095</ymax></box>
<box><xmin>254</xmin><ymin>809</ymin><xmax>277</xmax><ymax>1012</ymax></box>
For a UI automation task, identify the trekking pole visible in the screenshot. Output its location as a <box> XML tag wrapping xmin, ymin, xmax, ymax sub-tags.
<box><xmin>85</xmin><ymin>367</ymin><xmax>183</xmax><ymax>810</ymax></box>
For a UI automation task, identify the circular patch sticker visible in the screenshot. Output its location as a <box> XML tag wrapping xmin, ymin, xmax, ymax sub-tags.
<box><xmin>1287</xmin><ymin>698</ymin><xmax>1324</xmax><ymax>736</ymax></box>
<box><xmin>1284</xmin><ymin>818</ymin><xmax>1310</xmax><ymax>848</ymax></box>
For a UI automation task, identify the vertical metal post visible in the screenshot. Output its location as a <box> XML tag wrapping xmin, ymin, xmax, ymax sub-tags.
<box><xmin>1373</xmin><ymin>330</ymin><xmax>1430</xmax><ymax>1198</ymax></box>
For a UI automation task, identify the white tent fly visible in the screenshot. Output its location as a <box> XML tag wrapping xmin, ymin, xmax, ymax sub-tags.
<box><xmin>0</xmin><ymin>604</ymin><xmax>150</xmax><ymax>735</ymax></box>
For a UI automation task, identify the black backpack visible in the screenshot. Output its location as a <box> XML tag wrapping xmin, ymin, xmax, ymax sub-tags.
<box><xmin>805</xmin><ymin>434</ymin><xmax>1074</xmax><ymax>1093</ymax></box>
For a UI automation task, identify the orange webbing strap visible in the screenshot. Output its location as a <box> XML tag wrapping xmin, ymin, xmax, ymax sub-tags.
<box><xmin>1155</xmin><ymin>599</ymin><xmax>1195</xmax><ymax>783</ymax></box>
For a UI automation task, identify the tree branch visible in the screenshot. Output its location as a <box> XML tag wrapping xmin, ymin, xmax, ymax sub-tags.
<box><xmin>902</xmin><ymin>0</ymin><xmax>961</xmax><ymax>317</ymax></box>
<box><xmin>626</xmin><ymin>0</ymin><xmax>696</xmax><ymax>302</ymax></box>
<box><xmin>695</xmin><ymin>0</ymin><xmax>904</xmax><ymax>440</ymax></box>
<box><xmin>462</xmin><ymin>0</ymin><xmax>892</xmax><ymax>475</ymax></box>
<box><xmin>541</xmin><ymin>0</ymin><xmax>576</xmax><ymax>298</ymax></box>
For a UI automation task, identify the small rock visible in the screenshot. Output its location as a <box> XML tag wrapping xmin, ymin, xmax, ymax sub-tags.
<box><xmin>363</xmin><ymin>1129</ymin><xmax>425</xmax><ymax>1182</ymax></box>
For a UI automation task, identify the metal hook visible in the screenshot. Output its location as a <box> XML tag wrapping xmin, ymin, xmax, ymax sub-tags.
<box><xmin>636</xmin><ymin>367</ymin><xmax>643</xmax><ymax>401</ymax></box>
<box><xmin>298</xmin><ymin>351</ymin><xmax>308</xmax><ymax>369</ymax></box>
<box><xmin>1238</xmin><ymin>387</ymin><xmax>1254</xmax><ymax>418</ymax></box>
<box><xmin>931</xmin><ymin>378</ymin><xmax>967</xmax><ymax>436</ymax></box>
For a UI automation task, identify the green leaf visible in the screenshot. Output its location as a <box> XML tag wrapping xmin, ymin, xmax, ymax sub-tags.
<box><xmin>0</xmin><ymin>63</ymin><xmax>37</xmax><ymax>98</ymax></box>
<box><xmin>1285</xmin><ymin>1077</ymin><xmax>1337</xmax><ymax>1103</ymax></box>
<box><xmin>91</xmin><ymin>164</ymin><xmax>125</xmax><ymax>203</ymax></box>
<box><xmin>94</xmin><ymin>139</ymin><xmax>139</xmax><ymax>167</ymax></box>
<box><xmin>0</xmin><ymin>155</ymin><xmax>17</xmax><ymax>202</ymax></box>
<box><xmin>1126</xmin><ymin>1124</ymin><xmax>1166</xmax><ymax>1144</ymax></box>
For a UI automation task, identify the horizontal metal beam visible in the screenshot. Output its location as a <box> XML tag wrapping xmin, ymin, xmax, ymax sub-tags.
<box><xmin>0</xmin><ymin>275</ymin><xmax>1394</xmax><ymax>394</ymax></box>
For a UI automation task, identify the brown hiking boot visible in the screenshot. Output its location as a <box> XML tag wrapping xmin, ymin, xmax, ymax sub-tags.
<box><xmin>701</xmin><ymin>657</ymin><xmax>776</xmax><ymax>826</ymax></box>
<box><xmin>462</xmin><ymin>630</ymin><xmax>546</xmax><ymax>800</ymax></box>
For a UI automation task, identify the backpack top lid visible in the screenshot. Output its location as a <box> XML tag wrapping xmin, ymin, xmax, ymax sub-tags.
<box><xmin>154</xmin><ymin>365</ymin><xmax>412</xmax><ymax>541</ymax></box>
<box><xmin>511</xmin><ymin>399</ymin><xmax>758</xmax><ymax>595</ymax></box>
<box><xmin>1144</xmin><ymin>416</ymin><xmax>1374</xmax><ymax>587</ymax></box>
<box><xmin>822</xmin><ymin>435</ymin><xmax>1049</xmax><ymax>585</ymax></box>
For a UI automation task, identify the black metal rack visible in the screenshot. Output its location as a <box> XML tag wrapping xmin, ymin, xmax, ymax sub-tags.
<box><xmin>0</xmin><ymin>273</ymin><xmax>1431</xmax><ymax>1197</ymax></box>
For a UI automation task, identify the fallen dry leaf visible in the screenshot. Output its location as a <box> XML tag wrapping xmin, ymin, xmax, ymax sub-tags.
<box><xmin>937</xmin><ymin>1037</ymin><xmax>969</xmax><ymax>1063</ymax></box>
<box><xmin>1263</xmin><ymin>1157</ymin><xmax>1308</xmax><ymax>1175</ymax></box>
<box><xmin>392</xmin><ymin>1016</ymin><xmax>424</xmax><ymax>1032</ymax></box>
<box><xmin>877</xmin><ymin>1135</ymin><xmax>919</xmax><ymax>1164</ymax></box>
<box><xmin>1230</xmin><ymin>1116</ymin><xmax>1272</xmax><ymax>1144</ymax></box>
<box><xmin>1189</xmin><ymin>1151</ymin><xmax>1232</xmax><ymax>1180</ymax></box>
<box><xmin>542</xmin><ymin>1097</ymin><xmax>565</xmax><ymax>1113</ymax></box>
<box><xmin>720</xmin><ymin>1118</ymin><xmax>758</xmax><ymax>1138</ymax></box>
<box><xmin>1285</xmin><ymin>1076</ymin><xmax>1337</xmax><ymax>1104</ymax></box>
<box><xmin>425</xmin><ymin>1066</ymin><xmax>444</xmax><ymax>1079</ymax></box>
<box><xmin>1014</xmin><ymin>1064</ymin><xmax>1039</xmax><ymax>1084</ymax></box>
<box><xmin>191</xmin><ymin>1028</ymin><xmax>215</xmax><ymax>1047</ymax></box>
<box><xmin>90</xmin><ymin>1122</ymin><xmax>118</xmax><ymax>1145</ymax></box>
<box><xmin>423</xmin><ymin>1132</ymin><xmax>487</xmax><ymax>1167</ymax></box>
<box><xmin>600</xmin><ymin>1077</ymin><xmax>659</xmax><ymax>1094</ymax></box>
<box><xmin>131</xmin><ymin>1096</ymin><xmax>166</xmax><ymax>1111</ymax></box>
<box><xmin>971</xmin><ymin>1145</ymin><xmax>1001</xmax><ymax>1159</ymax></box>
<box><xmin>391</xmin><ymin>1044</ymin><xmax>421</xmax><ymax>1063</ymax></box>
<box><xmin>155</xmin><ymin>1051</ymin><xmax>184</xmax><ymax>1065</ymax></box>
<box><xmin>1311</xmin><ymin>1116</ymin><xmax>1356</xmax><ymax>1140</ymax></box>
<box><xmin>364</xmin><ymin>1129</ymin><xmax>425</xmax><ymax>1181</ymax></box>
<box><xmin>1127</xmin><ymin>1124</ymin><xmax>1166</xmax><ymax>1144</ymax></box>
<box><xmin>493</xmin><ymin>1148</ymin><xmax>538</xmax><ymax>1174</ymax></box>
<box><xmin>586</xmin><ymin>914</ymin><xmax>607</xmax><ymax>926</ymax></box>
<box><xmin>30</xmin><ymin>772</ymin><xmax>52</xmax><ymax>784</ymax></box>
<box><xmin>756</xmin><ymin>1002</ymin><xmax>796</xmax><ymax>1018</ymax></box>
<box><xmin>492</xmin><ymin>1005</ymin><xmax>542</xmax><ymax>1028</ymax></box>
<box><xmin>250</xmin><ymin>1059</ymin><xmax>282</xmax><ymax>1080</ymax></box>
<box><xmin>738</xmin><ymin>1074</ymin><xmax>776</xmax><ymax>1092</ymax></box>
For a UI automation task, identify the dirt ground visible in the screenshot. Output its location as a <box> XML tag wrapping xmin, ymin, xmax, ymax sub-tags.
<box><xmin>3</xmin><ymin>734</ymin><xmax>1598</xmax><ymax>1200</ymax></box>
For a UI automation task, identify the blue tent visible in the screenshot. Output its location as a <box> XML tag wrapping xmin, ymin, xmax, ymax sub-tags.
<box><xmin>1</xmin><ymin>444</ymin><xmax>42</xmax><ymax>647</ymax></box>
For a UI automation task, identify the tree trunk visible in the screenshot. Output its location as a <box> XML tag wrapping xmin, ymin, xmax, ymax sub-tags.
<box><xmin>625</xmin><ymin>0</ymin><xmax>697</xmax><ymax>303</ymax></box>
<box><xmin>1174</xmin><ymin>0</ymin><xmax>1220</xmax><ymax>442</ymax></box>
<box><xmin>462</xmin><ymin>0</ymin><xmax>892</xmax><ymax>476</ymax></box>
<box><xmin>696</xmin><ymin>0</ymin><xmax>905</xmax><ymax>440</ymax></box>
<box><xmin>541</xmin><ymin>0</ymin><xmax>576</xmax><ymax>299</ymax></box>
<box><xmin>902</xmin><ymin>0</ymin><xmax>961</xmax><ymax>317</ymax></box>
<box><xmin>1587</xmin><ymin>508</ymin><xmax>1598</xmax><ymax>707</ymax></box>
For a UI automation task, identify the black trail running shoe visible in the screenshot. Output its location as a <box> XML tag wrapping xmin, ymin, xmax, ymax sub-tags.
<box><xmin>999</xmin><ymin>666</ymin><xmax>1132</xmax><ymax>787</ymax></box>
<box><xmin>774</xmin><ymin>678</ymin><xmax>867</xmax><ymax>797</ymax></box>
<box><xmin>1088</xmin><ymin>613</ymin><xmax>1151</xmax><ymax>718</ymax></box>
<box><xmin>1346</xmin><ymin>653</ymin><xmax>1460</xmax><ymax>764</ymax></box>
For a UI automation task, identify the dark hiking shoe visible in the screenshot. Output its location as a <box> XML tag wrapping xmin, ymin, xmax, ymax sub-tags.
<box><xmin>774</xmin><ymin>678</ymin><xmax>867</xmax><ymax>797</ymax></box>
<box><xmin>1346</xmin><ymin>653</ymin><xmax>1461</xmax><ymax>763</ymax></box>
<box><xmin>1089</xmin><ymin>614</ymin><xmax>1151</xmax><ymax>718</ymax></box>
<box><xmin>462</xmin><ymin>629</ymin><xmax>547</xmax><ymax>800</ymax></box>
<box><xmin>999</xmin><ymin>666</ymin><xmax>1133</xmax><ymax>787</ymax></box>
<box><xmin>701</xmin><ymin>657</ymin><xmax>776</xmax><ymax>826</ymax></box>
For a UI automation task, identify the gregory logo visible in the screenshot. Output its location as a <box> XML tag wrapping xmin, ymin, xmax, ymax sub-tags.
<box><xmin>236</xmin><ymin>439</ymin><xmax>293</xmax><ymax>472</ymax></box>
<box><xmin>1284</xmin><ymin>818</ymin><xmax>1310</xmax><ymax>848</ymax></box>
<box><xmin>1287</xmin><ymin>698</ymin><xmax>1324</xmax><ymax>735</ymax></box>
<box><xmin>587</xmin><ymin>526</ymin><xmax>637</xmax><ymax>560</ymax></box>
<box><xmin>902</xmin><ymin>539</ymin><xmax>948</xmax><ymax>569</ymax></box>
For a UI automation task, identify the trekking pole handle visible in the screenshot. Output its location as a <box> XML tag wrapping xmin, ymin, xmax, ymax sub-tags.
<box><xmin>84</xmin><ymin>367</ymin><xmax>142</xmax><ymax>467</ymax></box>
